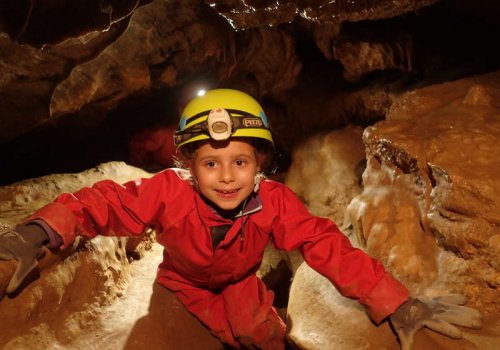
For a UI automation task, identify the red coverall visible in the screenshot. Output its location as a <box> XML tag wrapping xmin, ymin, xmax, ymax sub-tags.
<box><xmin>27</xmin><ymin>168</ymin><xmax>409</xmax><ymax>349</ymax></box>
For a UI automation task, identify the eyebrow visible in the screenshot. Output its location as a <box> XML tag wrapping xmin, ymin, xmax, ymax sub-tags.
<box><xmin>234</xmin><ymin>154</ymin><xmax>254</xmax><ymax>159</ymax></box>
<box><xmin>197</xmin><ymin>153</ymin><xmax>254</xmax><ymax>162</ymax></box>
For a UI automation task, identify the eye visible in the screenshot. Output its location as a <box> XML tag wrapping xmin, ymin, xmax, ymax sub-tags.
<box><xmin>235</xmin><ymin>159</ymin><xmax>247</xmax><ymax>166</ymax></box>
<box><xmin>205</xmin><ymin>161</ymin><xmax>217</xmax><ymax>168</ymax></box>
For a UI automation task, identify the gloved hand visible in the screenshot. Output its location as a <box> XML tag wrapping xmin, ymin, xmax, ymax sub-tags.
<box><xmin>0</xmin><ymin>224</ymin><xmax>49</xmax><ymax>294</ymax></box>
<box><xmin>390</xmin><ymin>294</ymin><xmax>483</xmax><ymax>350</ymax></box>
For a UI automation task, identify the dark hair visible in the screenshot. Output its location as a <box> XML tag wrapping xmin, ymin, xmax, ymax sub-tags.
<box><xmin>252</xmin><ymin>138</ymin><xmax>275</xmax><ymax>174</ymax></box>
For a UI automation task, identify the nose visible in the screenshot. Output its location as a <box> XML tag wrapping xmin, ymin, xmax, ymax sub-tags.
<box><xmin>220</xmin><ymin>164</ymin><xmax>234</xmax><ymax>183</ymax></box>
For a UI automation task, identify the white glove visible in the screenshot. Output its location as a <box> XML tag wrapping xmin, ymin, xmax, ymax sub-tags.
<box><xmin>0</xmin><ymin>224</ymin><xmax>48</xmax><ymax>294</ymax></box>
<box><xmin>389</xmin><ymin>294</ymin><xmax>482</xmax><ymax>350</ymax></box>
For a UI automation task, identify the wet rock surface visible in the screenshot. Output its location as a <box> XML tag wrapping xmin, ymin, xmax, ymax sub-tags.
<box><xmin>360</xmin><ymin>71</ymin><xmax>500</xmax><ymax>314</ymax></box>
<box><xmin>284</xmin><ymin>71</ymin><xmax>499</xmax><ymax>350</ymax></box>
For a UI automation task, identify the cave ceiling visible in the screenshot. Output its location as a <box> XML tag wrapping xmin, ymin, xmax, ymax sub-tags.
<box><xmin>1</xmin><ymin>0</ymin><xmax>500</xmax><ymax>185</ymax></box>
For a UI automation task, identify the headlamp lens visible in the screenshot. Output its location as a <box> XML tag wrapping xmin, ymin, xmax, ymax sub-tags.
<box><xmin>211</xmin><ymin>121</ymin><xmax>229</xmax><ymax>134</ymax></box>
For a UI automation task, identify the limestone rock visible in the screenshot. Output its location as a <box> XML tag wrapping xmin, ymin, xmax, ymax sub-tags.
<box><xmin>0</xmin><ymin>162</ymin><xmax>162</xmax><ymax>348</ymax></box>
<box><xmin>356</xmin><ymin>71</ymin><xmax>500</xmax><ymax>314</ymax></box>
<box><xmin>286</xmin><ymin>72</ymin><xmax>500</xmax><ymax>350</ymax></box>
<box><xmin>207</xmin><ymin>0</ymin><xmax>438</xmax><ymax>31</ymax></box>
<box><xmin>285</xmin><ymin>125</ymin><xmax>366</xmax><ymax>223</ymax></box>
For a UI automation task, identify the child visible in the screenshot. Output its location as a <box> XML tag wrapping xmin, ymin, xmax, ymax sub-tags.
<box><xmin>0</xmin><ymin>89</ymin><xmax>482</xmax><ymax>349</ymax></box>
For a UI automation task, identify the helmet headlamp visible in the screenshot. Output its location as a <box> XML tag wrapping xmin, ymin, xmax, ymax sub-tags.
<box><xmin>207</xmin><ymin>108</ymin><xmax>232</xmax><ymax>141</ymax></box>
<box><xmin>174</xmin><ymin>108</ymin><xmax>267</xmax><ymax>147</ymax></box>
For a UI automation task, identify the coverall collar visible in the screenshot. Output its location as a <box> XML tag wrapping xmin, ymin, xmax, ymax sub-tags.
<box><xmin>197</xmin><ymin>191</ymin><xmax>262</xmax><ymax>222</ymax></box>
<box><xmin>234</xmin><ymin>192</ymin><xmax>262</xmax><ymax>218</ymax></box>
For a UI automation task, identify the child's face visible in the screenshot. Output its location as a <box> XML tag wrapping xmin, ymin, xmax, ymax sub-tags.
<box><xmin>189</xmin><ymin>139</ymin><xmax>259</xmax><ymax>211</ymax></box>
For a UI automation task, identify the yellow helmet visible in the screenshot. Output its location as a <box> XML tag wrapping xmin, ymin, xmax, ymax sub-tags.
<box><xmin>174</xmin><ymin>89</ymin><xmax>273</xmax><ymax>150</ymax></box>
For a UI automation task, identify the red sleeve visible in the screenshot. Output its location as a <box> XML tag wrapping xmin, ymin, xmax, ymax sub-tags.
<box><xmin>25</xmin><ymin>169</ymin><xmax>190</xmax><ymax>249</ymax></box>
<box><xmin>264</xmin><ymin>182</ymin><xmax>409</xmax><ymax>323</ymax></box>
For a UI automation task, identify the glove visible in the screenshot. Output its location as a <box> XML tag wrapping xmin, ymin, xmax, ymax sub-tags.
<box><xmin>390</xmin><ymin>294</ymin><xmax>483</xmax><ymax>350</ymax></box>
<box><xmin>0</xmin><ymin>224</ymin><xmax>49</xmax><ymax>294</ymax></box>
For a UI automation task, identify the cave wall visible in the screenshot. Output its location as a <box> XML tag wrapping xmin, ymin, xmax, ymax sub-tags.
<box><xmin>1</xmin><ymin>0</ymin><xmax>500</xmax><ymax>185</ymax></box>
<box><xmin>1</xmin><ymin>1</ymin><xmax>500</xmax><ymax>348</ymax></box>
<box><xmin>285</xmin><ymin>71</ymin><xmax>500</xmax><ymax>350</ymax></box>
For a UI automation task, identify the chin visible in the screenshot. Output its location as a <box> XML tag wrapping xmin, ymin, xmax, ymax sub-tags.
<box><xmin>216</xmin><ymin>201</ymin><xmax>241</xmax><ymax>211</ymax></box>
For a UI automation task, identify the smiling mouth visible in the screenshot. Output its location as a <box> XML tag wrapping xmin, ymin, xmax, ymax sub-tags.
<box><xmin>216</xmin><ymin>189</ymin><xmax>239</xmax><ymax>198</ymax></box>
